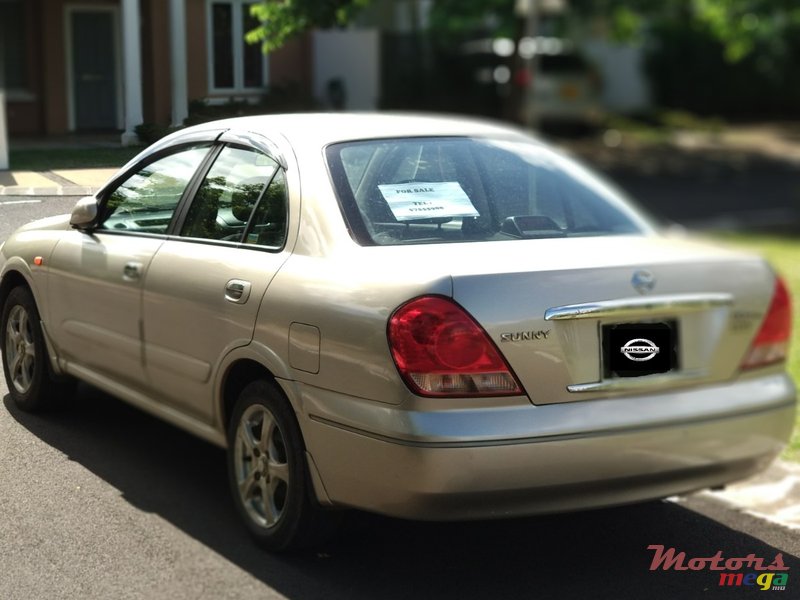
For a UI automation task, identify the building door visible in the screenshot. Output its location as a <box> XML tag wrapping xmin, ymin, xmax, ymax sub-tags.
<box><xmin>71</xmin><ymin>11</ymin><xmax>117</xmax><ymax>130</ymax></box>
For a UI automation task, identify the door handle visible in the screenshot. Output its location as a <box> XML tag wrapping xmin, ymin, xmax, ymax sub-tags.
<box><xmin>225</xmin><ymin>279</ymin><xmax>251</xmax><ymax>304</ymax></box>
<box><xmin>123</xmin><ymin>262</ymin><xmax>142</xmax><ymax>281</ymax></box>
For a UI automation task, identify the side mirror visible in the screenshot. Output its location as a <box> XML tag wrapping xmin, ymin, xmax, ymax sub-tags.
<box><xmin>70</xmin><ymin>196</ymin><xmax>99</xmax><ymax>230</ymax></box>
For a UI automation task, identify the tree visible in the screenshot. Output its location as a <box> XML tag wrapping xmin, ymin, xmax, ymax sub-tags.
<box><xmin>429</xmin><ymin>0</ymin><xmax>800</xmax><ymax>64</ymax></box>
<box><xmin>246</xmin><ymin>0</ymin><xmax>372</xmax><ymax>53</ymax></box>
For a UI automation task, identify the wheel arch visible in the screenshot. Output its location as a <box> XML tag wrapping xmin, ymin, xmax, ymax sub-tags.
<box><xmin>216</xmin><ymin>344</ymin><xmax>297</xmax><ymax>435</ymax></box>
<box><xmin>0</xmin><ymin>268</ymin><xmax>33</xmax><ymax>308</ymax></box>
<box><xmin>219</xmin><ymin>355</ymin><xmax>336</xmax><ymax>515</ymax></box>
<box><xmin>220</xmin><ymin>359</ymin><xmax>276</xmax><ymax>432</ymax></box>
<box><xmin>1</xmin><ymin>265</ymin><xmax>65</xmax><ymax>376</ymax></box>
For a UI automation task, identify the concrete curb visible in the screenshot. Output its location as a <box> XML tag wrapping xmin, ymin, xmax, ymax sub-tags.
<box><xmin>0</xmin><ymin>166</ymin><xmax>116</xmax><ymax>198</ymax></box>
<box><xmin>704</xmin><ymin>459</ymin><xmax>800</xmax><ymax>530</ymax></box>
<box><xmin>0</xmin><ymin>185</ymin><xmax>97</xmax><ymax>197</ymax></box>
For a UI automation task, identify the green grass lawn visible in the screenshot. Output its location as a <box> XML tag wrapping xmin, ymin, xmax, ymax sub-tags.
<box><xmin>9</xmin><ymin>147</ymin><xmax>143</xmax><ymax>171</ymax></box>
<box><xmin>711</xmin><ymin>233</ymin><xmax>800</xmax><ymax>462</ymax></box>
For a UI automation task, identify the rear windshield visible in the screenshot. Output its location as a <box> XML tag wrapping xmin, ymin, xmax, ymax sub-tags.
<box><xmin>326</xmin><ymin>136</ymin><xmax>650</xmax><ymax>246</ymax></box>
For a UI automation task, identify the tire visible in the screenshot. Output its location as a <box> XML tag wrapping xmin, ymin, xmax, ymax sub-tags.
<box><xmin>227</xmin><ymin>379</ymin><xmax>340</xmax><ymax>552</ymax></box>
<box><xmin>1</xmin><ymin>286</ymin><xmax>74</xmax><ymax>411</ymax></box>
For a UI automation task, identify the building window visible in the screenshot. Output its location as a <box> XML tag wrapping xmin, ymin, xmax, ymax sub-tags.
<box><xmin>208</xmin><ymin>1</ymin><xmax>267</xmax><ymax>93</ymax></box>
<box><xmin>0</xmin><ymin>0</ymin><xmax>29</xmax><ymax>92</ymax></box>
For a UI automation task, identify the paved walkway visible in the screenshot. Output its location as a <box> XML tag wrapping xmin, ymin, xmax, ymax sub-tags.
<box><xmin>1</xmin><ymin>132</ymin><xmax>127</xmax><ymax>197</ymax></box>
<box><xmin>0</xmin><ymin>168</ymin><xmax>117</xmax><ymax>198</ymax></box>
<box><xmin>707</xmin><ymin>458</ymin><xmax>800</xmax><ymax>531</ymax></box>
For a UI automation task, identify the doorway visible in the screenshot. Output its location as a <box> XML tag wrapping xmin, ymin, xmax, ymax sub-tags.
<box><xmin>68</xmin><ymin>9</ymin><xmax>120</xmax><ymax>130</ymax></box>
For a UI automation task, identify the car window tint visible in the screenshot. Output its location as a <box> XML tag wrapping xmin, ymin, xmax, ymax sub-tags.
<box><xmin>181</xmin><ymin>145</ymin><xmax>278</xmax><ymax>242</ymax></box>
<box><xmin>340</xmin><ymin>145</ymin><xmax>375</xmax><ymax>190</ymax></box>
<box><xmin>327</xmin><ymin>137</ymin><xmax>651</xmax><ymax>246</ymax></box>
<box><xmin>101</xmin><ymin>144</ymin><xmax>211</xmax><ymax>235</ymax></box>
<box><xmin>242</xmin><ymin>168</ymin><xmax>287</xmax><ymax>248</ymax></box>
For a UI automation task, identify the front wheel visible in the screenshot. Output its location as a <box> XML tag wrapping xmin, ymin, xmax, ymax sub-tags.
<box><xmin>227</xmin><ymin>379</ymin><xmax>340</xmax><ymax>551</ymax></box>
<box><xmin>1</xmin><ymin>286</ymin><xmax>73</xmax><ymax>411</ymax></box>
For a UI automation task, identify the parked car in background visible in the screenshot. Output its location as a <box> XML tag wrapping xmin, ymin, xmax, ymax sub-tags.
<box><xmin>463</xmin><ymin>36</ymin><xmax>603</xmax><ymax>127</ymax></box>
<box><xmin>0</xmin><ymin>113</ymin><xmax>794</xmax><ymax>552</ymax></box>
<box><xmin>526</xmin><ymin>46</ymin><xmax>604</xmax><ymax>126</ymax></box>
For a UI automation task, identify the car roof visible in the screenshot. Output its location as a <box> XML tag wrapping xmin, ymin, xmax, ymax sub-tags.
<box><xmin>187</xmin><ymin>112</ymin><xmax>533</xmax><ymax>148</ymax></box>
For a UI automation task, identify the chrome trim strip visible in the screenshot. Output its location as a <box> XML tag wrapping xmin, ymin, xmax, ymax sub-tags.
<box><xmin>218</xmin><ymin>130</ymin><xmax>288</xmax><ymax>169</ymax></box>
<box><xmin>567</xmin><ymin>369</ymin><xmax>709</xmax><ymax>393</ymax></box>
<box><xmin>544</xmin><ymin>293</ymin><xmax>733</xmax><ymax>321</ymax></box>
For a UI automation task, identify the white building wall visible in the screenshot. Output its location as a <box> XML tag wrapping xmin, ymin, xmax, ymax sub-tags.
<box><xmin>313</xmin><ymin>29</ymin><xmax>380</xmax><ymax>110</ymax></box>
<box><xmin>583</xmin><ymin>40</ymin><xmax>651</xmax><ymax>113</ymax></box>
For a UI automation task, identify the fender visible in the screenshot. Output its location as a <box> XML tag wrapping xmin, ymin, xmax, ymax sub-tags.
<box><xmin>0</xmin><ymin>258</ymin><xmax>66</xmax><ymax>376</ymax></box>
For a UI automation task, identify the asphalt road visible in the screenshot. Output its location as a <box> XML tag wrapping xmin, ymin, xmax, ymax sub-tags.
<box><xmin>0</xmin><ymin>197</ymin><xmax>78</xmax><ymax>242</ymax></box>
<box><xmin>1</xmin><ymin>198</ymin><xmax>799</xmax><ymax>599</ymax></box>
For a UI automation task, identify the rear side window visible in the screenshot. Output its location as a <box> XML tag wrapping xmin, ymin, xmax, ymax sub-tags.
<box><xmin>180</xmin><ymin>145</ymin><xmax>278</xmax><ymax>243</ymax></box>
<box><xmin>326</xmin><ymin>137</ymin><xmax>650</xmax><ymax>246</ymax></box>
<box><xmin>243</xmin><ymin>168</ymin><xmax>287</xmax><ymax>248</ymax></box>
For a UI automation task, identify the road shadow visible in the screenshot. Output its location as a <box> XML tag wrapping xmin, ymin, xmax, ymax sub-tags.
<box><xmin>5</xmin><ymin>386</ymin><xmax>799</xmax><ymax>600</ymax></box>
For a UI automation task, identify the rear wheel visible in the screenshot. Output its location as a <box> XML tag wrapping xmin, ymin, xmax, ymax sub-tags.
<box><xmin>1</xmin><ymin>286</ymin><xmax>74</xmax><ymax>411</ymax></box>
<box><xmin>227</xmin><ymin>379</ymin><xmax>340</xmax><ymax>551</ymax></box>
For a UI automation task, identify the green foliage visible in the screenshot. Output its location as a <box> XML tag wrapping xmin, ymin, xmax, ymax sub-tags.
<box><xmin>429</xmin><ymin>0</ymin><xmax>515</xmax><ymax>40</ymax></box>
<box><xmin>246</xmin><ymin>0</ymin><xmax>372</xmax><ymax>53</ymax></box>
<box><xmin>429</xmin><ymin>0</ymin><xmax>800</xmax><ymax>64</ymax></box>
<box><xmin>8</xmin><ymin>147</ymin><xmax>142</xmax><ymax>171</ymax></box>
<box><xmin>692</xmin><ymin>0</ymin><xmax>800</xmax><ymax>62</ymax></box>
<box><xmin>184</xmin><ymin>84</ymin><xmax>320</xmax><ymax>126</ymax></box>
<box><xmin>135</xmin><ymin>123</ymin><xmax>181</xmax><ymax>145</ymax></box>
<box><xmin>608</xmin><ymin>6</ymin><xmax>642</xmax><ymax>44</ymax></box>
<box><xmin>644</xmin><ymin>15</ymin><xmax>800</xmax><ymax>116</ymax></box>
<box><xmin>610</xmin><ymin>0</ymin><xmax>800</xmax><ymax>64</ymax></box>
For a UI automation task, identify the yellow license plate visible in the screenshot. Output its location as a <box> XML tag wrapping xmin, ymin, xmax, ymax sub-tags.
<box><xmin>559</xmin><ymin>84</ymin><xmax>580</xmax><ymax>100</ymax></box>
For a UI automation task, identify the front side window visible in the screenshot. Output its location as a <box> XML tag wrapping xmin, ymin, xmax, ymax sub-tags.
<box><xmin>181</xmin><ymin>145</ymin><xmax>286</xmax><ymax>246</ymax></box>
<box><xmin>100</xmin><ymin>144</ymin><xmax>212</xmax><ymax>235</ymax></box>
<box><xmin>327</xmin><ymin>137</ymin><xmax>651</xmax><ymax>246</ymax></box>
<box><xmin>208</xmin><ymin>1</ymin><xmax>266</xmax><ymax>92</ymax></box>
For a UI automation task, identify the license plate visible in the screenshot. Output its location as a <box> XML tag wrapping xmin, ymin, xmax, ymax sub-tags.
<box><xmin>559</xmin><ymin>84</ymin><xmax>580</xmax><ymax>100</ymax></box>
<box><xmin>602</xmin><ymin>321</ymin><xmax>678</xmax><ymax>378</ymax></box>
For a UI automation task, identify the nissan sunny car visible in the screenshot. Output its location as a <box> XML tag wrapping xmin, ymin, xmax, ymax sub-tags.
<box><xmin>0</xmin><ymin>114</ymin><xmax>795</xmax><ymax>551</ymax></box>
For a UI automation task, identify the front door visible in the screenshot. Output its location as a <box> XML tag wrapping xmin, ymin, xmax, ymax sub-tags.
<box><xmin>47</xmin><ymin>144</ymin><xmax>214</xmax><ymax>389</ymax></box>
<box><xmin>71</xmin><ymin>10</ymin><xmax>117</xmax><ymax>130</ymax></box>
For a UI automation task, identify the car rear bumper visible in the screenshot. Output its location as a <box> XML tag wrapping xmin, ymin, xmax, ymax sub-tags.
<box><xmin>297</xmin><ymin>373</ymin><xmax>796</xmax><ymax>520</ymax></box>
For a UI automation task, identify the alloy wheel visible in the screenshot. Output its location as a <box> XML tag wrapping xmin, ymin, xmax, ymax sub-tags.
<box><xmin>5</xmin><ymin>304</ymin><xmax>36</xmax><ymax>394</ymax></box>
<box><xmin>233</xmin><ymin>404</ymin><xmax>291</xmax><ymax>529</ymax></box>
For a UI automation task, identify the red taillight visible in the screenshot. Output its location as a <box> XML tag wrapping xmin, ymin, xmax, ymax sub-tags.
<box><xmin>388</xmin><ymin>296</ymin><xmax>523</xmax><ymax>397</ymax></box>
<box><xmin>741</xmin><ymin>276</ymin><xmax>792</xmax><ymax>370</ymax></box>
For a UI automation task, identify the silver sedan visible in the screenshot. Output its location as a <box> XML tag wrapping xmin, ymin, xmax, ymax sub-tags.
<box><xmin>0</xmin><ymin>114</ymin><xmax>795</xmax><ymax>551</ymax></box>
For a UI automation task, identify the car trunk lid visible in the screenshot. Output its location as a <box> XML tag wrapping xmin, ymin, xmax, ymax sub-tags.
<box><xmin>440</xmin><ymin>235</ymin><xmax>774</xmax><ymax>404</ymax></box>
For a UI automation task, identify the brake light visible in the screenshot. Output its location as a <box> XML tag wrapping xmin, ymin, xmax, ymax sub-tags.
<box><xmin>740</xmin><ymin>276</ymin><xmax>792</xmax><ymax>370</ymax></box>
<box><xmin>388</xmin><ymin>296</ymin><xmax>523</xmax><ymax>397</ymax></box>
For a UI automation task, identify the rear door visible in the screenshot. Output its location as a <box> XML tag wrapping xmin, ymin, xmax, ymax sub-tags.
<box><xmin>142</xmin><ymin>136</ymin><xmax>292</xmax><ymax>422</ymax></box>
